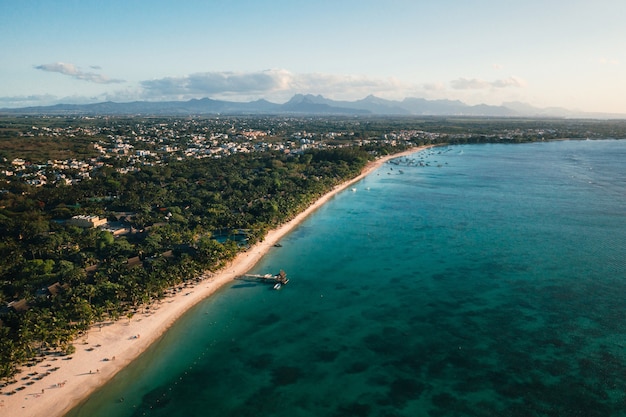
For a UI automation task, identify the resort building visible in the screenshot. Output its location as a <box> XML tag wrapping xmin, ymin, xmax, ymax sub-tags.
<box><xmin>67</xmin><ymin>215</ymin><xmax>108</xmax><ymax>228</ymax></box>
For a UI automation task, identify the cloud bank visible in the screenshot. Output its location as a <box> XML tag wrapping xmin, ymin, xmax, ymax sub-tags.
<box><xmin>450</xmin><ymin>76</ymin><xmax>526</xmax><ymax>90</ymax></box>
<box><xmin>137</xmin><ymin>70</ymin><xmax>526</xmax><ymax>102</ymax></box>
<box><xmin>140</xmin><ymin>70</ymin><xmax>288</xmax><ymax>97</ymax></box>
<box><xmin>138</xmin><ymin>69</ymin><xmax>412</xmax><ymax>101</ymax></box>
<box><xmin>34</xmin><ymin>62</ymin><xmax>125</xmax><ymax>84</ymax></box>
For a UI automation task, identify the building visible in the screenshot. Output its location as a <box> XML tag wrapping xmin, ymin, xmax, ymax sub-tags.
<box><xmin>67</xmin><ymin>215</ymin><xmax>108</xmax><ymax>228</ymax></box>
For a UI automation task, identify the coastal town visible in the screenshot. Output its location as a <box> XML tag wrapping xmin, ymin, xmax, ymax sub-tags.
<box><xmin>3</xmin><ymin>115</ymin><xmax>621</xmax><ymax>190</ymax></box>
<box><xmin>1</xmin><ymin>116</ymin><xmax>410</xmax><ymax>188</ymax></box>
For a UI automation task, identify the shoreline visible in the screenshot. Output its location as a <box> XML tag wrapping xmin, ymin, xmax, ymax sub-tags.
<box><xmin>1</xmin><ymin>145</ymin><xmax>431</xmax><ymax>417</ymax></box>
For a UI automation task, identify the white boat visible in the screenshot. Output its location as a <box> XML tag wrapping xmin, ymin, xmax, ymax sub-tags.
<box><xmin>273</xmin><ymin>283</ymin><xmax>282</xmax><ymax>290</ymax></box>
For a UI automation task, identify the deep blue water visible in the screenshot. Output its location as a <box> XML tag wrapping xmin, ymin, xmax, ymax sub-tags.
<box><xmin>67</xmin><ymin>140</ymin><xmax>626</xmax><ymax>417</ymax></box>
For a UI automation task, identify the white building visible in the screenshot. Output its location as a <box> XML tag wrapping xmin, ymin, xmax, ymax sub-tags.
<box><xmin>67</xmin><ymin>215</ymin><xmax>108</xmax><ymax>228</ymax></box>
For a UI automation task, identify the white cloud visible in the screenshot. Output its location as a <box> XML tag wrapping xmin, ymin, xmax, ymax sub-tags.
<box><xmin>451</xmin><ymin>76</ymin><xmax>525</xmax><ymax>90</ymax></box>
<box><xmin>34</xmin><ymin>62</ymin><xmax>125</xmax><ymax>84</ymax></box>
<box><xmin>599</xmin><ymin>58</ymin><xmax>619</xmax><ymax>66</ymax></box>
<box><xmin>422</xmin><ymin>82</ymin><xmax>447</xmax><ymax>92</ymax></box>
<box><xmin>492</xmin><ymin>76</ymin><xmax>526</xmax><ymax>88</ymax></box>
<box><xmin>450</xmin><ymin>78</ymin><xmax>490</xmax><ymax>90</ymax></box>
<box><xmin>140</xmin><ymin>70</ymin><xmax>289</xmax><ymax>98</ymax></box>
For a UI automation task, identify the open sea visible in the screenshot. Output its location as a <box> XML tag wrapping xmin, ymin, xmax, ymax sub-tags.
<box><xmin>66</xmin><ymin>139</ymin><xmax>626</xmax><ymax>417</ymax></box>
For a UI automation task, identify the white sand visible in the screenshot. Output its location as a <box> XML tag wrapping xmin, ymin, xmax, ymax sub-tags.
<box><xmin>1</xmin><ymin>146</ymin><xmax>429</xmax><ymax>417</ymax></box>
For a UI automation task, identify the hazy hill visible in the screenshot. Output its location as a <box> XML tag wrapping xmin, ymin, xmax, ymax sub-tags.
<box><xmin>2</xmin><ymin>94</ymin><xmax>624</xmax><ymax>118</ymax></box>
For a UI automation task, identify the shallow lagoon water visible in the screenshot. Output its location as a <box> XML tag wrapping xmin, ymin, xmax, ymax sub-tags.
<box><xmin>67</xmin><ymin>140</ymin><xmax>626</xmax><ymax>417</ymax></box>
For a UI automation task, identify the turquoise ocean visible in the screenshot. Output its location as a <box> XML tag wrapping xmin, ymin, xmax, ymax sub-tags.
<box><xmin>66</xmin><ymin>139</ymin><xmax>626</xmax><ymax>417</ymax></box>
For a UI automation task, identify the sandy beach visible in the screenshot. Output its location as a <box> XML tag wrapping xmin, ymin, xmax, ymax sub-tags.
<box><xmin>1</xmin><ymin>146</ymin><xmax>429</xmax><ymax>417</ymax></box>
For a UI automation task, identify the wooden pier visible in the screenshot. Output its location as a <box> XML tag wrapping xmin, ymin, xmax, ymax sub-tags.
<box><xmin>236</xmin><ymin>270</ymin><xmax>289</xmax><ymax>286</ymax></box>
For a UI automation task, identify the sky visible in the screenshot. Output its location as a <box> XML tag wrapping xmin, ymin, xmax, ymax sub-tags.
<box><xmin>1</xmin><ymin>0</ymin><xmax>625</xmax><ymax>114</ymax></box>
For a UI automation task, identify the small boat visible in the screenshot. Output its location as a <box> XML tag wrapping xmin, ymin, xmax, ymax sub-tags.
<box><xmin>273</xmin><ymin>243</ymin><xmax>282</xmax><ymax>247</ymax></box>
<box><xmin>351</xmin><ymin>187</ymin><xmax>357</xmax><ymax>192</ymax></box>
<box><xmin>273</xmin><ymin>283</ymin><xmax>282</xmax><ymax>290</ymax></box>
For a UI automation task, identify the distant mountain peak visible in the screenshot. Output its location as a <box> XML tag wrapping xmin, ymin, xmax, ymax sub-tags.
<box><xmin>286</xmin><ymin>94</ymin><xmax>326</xmax><ymax>104</ymax></box>
<box><xmin>359</xmin><ymin>94</ymin><xmax>389</xmax><ymax>103</ymax></box>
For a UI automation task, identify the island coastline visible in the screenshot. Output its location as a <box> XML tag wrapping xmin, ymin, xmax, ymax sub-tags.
<box><xmin>2</xmin><ymin>146</ymin><xmax>431</xmax><ymax>417</ymax></box>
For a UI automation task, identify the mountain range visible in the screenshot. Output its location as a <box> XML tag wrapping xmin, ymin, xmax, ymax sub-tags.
<box><xmin>1</xmin><ymin>94</ymin><xmax>622</xmax><ymax>119</ymax></box>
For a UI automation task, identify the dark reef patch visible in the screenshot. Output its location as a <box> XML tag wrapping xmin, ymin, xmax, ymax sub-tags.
<box><xmin>271</xmin><ymin>366</ymin><xmax>302</xmax><ymax>386</ymax></box>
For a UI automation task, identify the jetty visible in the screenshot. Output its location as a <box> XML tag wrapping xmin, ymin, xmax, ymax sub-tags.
<box><xmin>236</xmin><ymin>270</ymin><xmax>289</xmax><ymax>286</ymax></box>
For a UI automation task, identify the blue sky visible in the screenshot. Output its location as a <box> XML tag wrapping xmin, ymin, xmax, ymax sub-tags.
<box><xmin>1</xmin><ymin>0</ymin><xmax>625</xmax><ymax>113</ymax></box>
